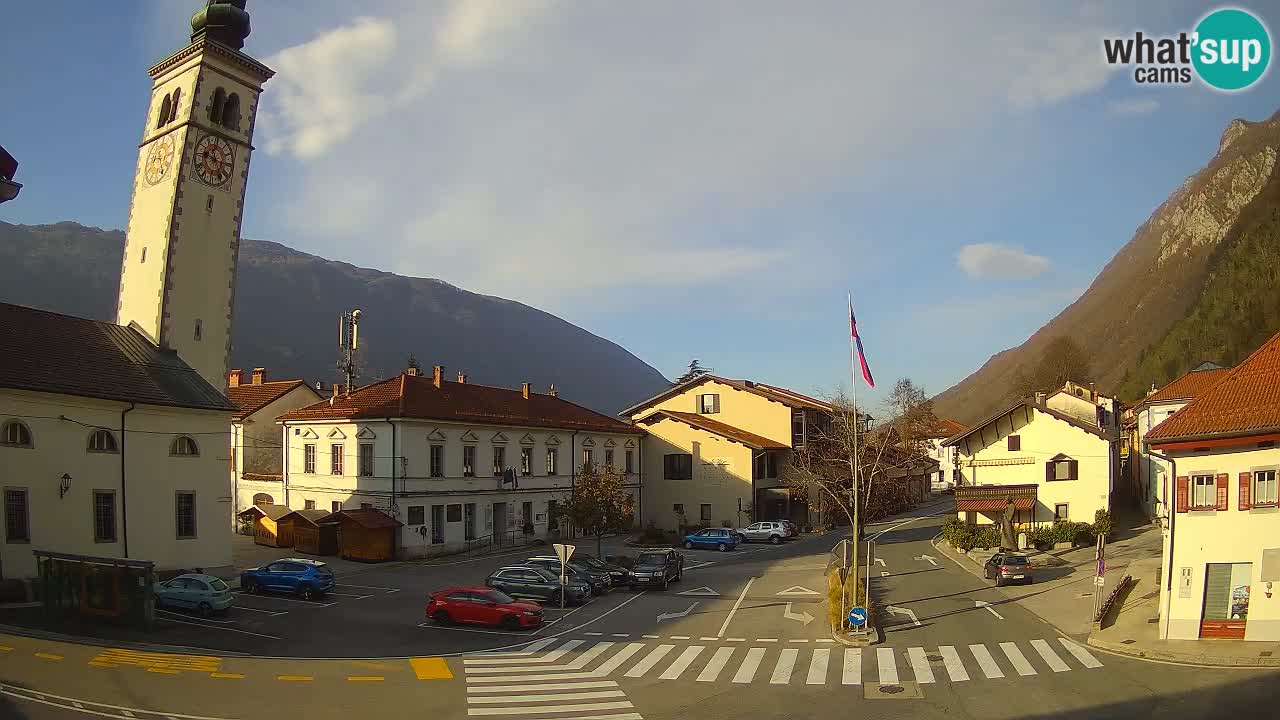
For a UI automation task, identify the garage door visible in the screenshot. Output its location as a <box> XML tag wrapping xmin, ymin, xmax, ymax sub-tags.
<box><xmin>1200</xmin><ymin>562</ymin><xmax>1250</xmax><ymax>639</ymax></box>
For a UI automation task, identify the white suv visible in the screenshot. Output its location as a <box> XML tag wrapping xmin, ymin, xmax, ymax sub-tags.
<box><xmin>737</xmin><ymin>521</ymin><xmax>789</xmax><ymax>544</ymax></box>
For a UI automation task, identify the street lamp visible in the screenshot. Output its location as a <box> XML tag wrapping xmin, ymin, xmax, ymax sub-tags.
<box><xmin>59</xmin><ymin>473</ymin><xmax>72</xmax><ymax>499</ymax></box>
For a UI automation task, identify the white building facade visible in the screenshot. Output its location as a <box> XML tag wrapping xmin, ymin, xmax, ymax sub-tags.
<box><xmin>1133</xmin><ymin>366</ymin><xmax>1229</xmax><ymax>521</ymax></box>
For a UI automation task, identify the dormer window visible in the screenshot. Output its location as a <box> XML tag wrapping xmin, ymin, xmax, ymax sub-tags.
<box><xmin>698</xmin><ymin>393</ymin><xmax>720</xmax><ymax>414</ymax></box>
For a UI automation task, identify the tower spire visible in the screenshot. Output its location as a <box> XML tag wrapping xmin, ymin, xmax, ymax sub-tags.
<box><xmin>190</xmin><ymin>1</ymin><xmax>252</xmax><ymax>50</ymax></box>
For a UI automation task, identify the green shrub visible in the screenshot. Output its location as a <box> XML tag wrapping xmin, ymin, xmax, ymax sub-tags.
<box><xmin>1092</xmin><ymin>509</ymin><xmax>1113</xmax><ymax>538</ymax></box>
<box><xmin>973</xmin><ymin>525</ymin><xmax>1001</xmax><ymax>550</ymax></box>
<box><xmin>828</xmin><ymin>572</ymin><xmax>868</xmax><ymax>631</ymax></box>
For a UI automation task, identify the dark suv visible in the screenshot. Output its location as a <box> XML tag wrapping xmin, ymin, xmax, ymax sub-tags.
<box><xmin>523</xmin><ymin>557</ymin><xmax>612</xmax><ymax>595</ymax></box>
<box><xmin>485</xmin><ymin>565</ymin><xmax>591</xmax><ymax>605</ymax></box>
<box><xmin>628</xmin><ymin>549</ymin><xmax>684</xmax><ymax>590</ymax></box>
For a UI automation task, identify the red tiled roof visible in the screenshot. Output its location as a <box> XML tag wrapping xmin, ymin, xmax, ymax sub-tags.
<box><xmin>943</xmin><ymin>399</ymin><xmax>1109</xmax><ymax>446</ymax></box>
<box><xmin>1148</xmin><ymin>331</ymin><xmax>1280</xmax><ymax>442</ymax></box>
<box><xmin>621</xmin><ymin>374</ymin><xmax>832</xmax><ymax>417</ymax></box>
<box><xmin>926</xmin><ymin>418</ymin><xmax>969</xmax><ymax>439</ymax></box>
<box><xmin>318</xmin><ymin>508</ymin><xmax>402</xmax><ymax>529</ymax></box>
<box><xmin>0</xmin><ymin>303</ymin><xmax>234</xmax><ymax>411</ymax></box>
<box><xmin>637</xmin><ymin>410</ymin><xmax>790</xmax><ymax>450</ymax></box>
<box><xmin>278</xmin><ymin>373</ymin><xmax>643</xmax><ymax>434</ymax></box>
<box><xmin>1141</xmin><ymin>368</ymin><xmax>1231</xmax><ymax>406</ymax></box>
<box><xmin>227</xmin><ymin>380</ymin><xmax>317</xmax><ymax>421</ymax></box>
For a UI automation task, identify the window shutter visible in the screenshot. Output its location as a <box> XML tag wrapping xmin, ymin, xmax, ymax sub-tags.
<box><xmin>713</xmin><ymin>395</ymin><xmax>720</xmax><ymax>413</ymax></box>
<box><xmin>1215</xmin><ymin>473</ymin><xmax>1229</xmax><ymax>511</ymax></box>
<box><xmin>1239</xmin><ymin>472</ymin><xmax>1252</xmax><ymax>511</ymax></box>
<box><xmin>1175</xmin><ymin>476</ymin><xmax>1189</xmax><ymax>513</ymax></box>
<box><xmin>1045</xmin><ymin>462</ymin><xmax>1053</xmax><ymax>484</ymax></box>
<box><xmin>1068</xmin><ymin>459</ymin><xmax>1079</xmax><ymax>481</ymax></box>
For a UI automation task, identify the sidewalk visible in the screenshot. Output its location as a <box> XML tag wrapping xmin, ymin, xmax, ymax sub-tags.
<box><xmin>1087</xmin><ymin>555</ymin><xmax>1280</xmax><ymax>667</ymax></box>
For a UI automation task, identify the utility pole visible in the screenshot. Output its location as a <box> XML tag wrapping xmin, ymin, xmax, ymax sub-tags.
<box><xmin>338</xmin><ymin>309</ymin><xmax>362</xmax><ymax>392</ymax></box>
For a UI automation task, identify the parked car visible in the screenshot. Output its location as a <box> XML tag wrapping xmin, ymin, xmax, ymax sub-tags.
<box><xmin>523</xmin><ymin>556</ymin><xmax>612</xmax><ymax>595</ymax></box>
<box><xmin>984</xmin><ymin>553</ymin><xmax>1033</xmax><ymax>586</ymax></box>
<box><xmin>153</xmin><ymin>574</ymin><xmax>233</xmax><ymax>616</ymax></box>
<box><xmin>485</xmin><ymin>565</ymin><xmax>591</xmax><ymax>605</ymax></box>
<box><xmin>780</xmin><ymin>520</ymin><xmax>800</xmax><ymax>537</ymax></box>
<box><xmin>683</xmin><ymin>527</ymin><xmax>739</xmax><ymax>551</ymax></box>
<box><xmin>570</xmin><ymin>554</ymin><xmax>631</xmax><ymax>587</ymax></box>
<box><xmin>629</xmin><ymin>549</ymin><xmax>684</xmax><ymax>589</ymax></box>
<box><xmin>426</xmin><ymin>586</ymin><xmax>544</xmax><ymax>629</ymax></box>
<box><xmin>737</xmin><ymin>521</ymin><xmax>789</xmax><ymax>545</ymax></box>
<box><xmin>240</xmin><ymin>558</ymin><xmax>335</xmax><ymax>600</ymax></box>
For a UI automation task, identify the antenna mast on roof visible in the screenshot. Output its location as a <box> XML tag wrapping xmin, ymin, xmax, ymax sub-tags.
<box><xmin>338</xmin><ymin>309</ymin><xmax>362</xmax><ymax>394</ymax></box>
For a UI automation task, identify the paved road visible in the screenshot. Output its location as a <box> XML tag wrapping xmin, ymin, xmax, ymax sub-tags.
<box><xmin>1</xmin><ymin>501</ymin><xmax>1277</xmax><ymax>719</ymax></box>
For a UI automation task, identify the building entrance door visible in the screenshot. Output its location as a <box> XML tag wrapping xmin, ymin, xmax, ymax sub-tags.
<box><xmin>1200</xmin><ymin>562</ymin><xmax>1250</xmax><ymax>638</ymax></box>
<box><xmin>492</xmin><ymin>502</ymin><xmax>508</xmax><ymax>545</ymax></box>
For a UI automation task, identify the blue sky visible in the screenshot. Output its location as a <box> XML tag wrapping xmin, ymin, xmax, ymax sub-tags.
<box><xmin>3</xmin><ymin>1</ymin><xmax>1278</xmax><ymax>412</ymax></box>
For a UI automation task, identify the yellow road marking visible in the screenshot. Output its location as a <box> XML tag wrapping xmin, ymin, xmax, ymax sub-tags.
<box><xmin>409</xmin><ymin>657</ymin><xmax>453</xmax><ymax>680</ymax></box>
<box><xmin>277</xmin><ymin>675</ymin><xmax>313</xmax><ymax>682</ymax></box>
<box><xmin>146</xmin><ymin>668</ymin><xmax>180</xmax><ymax>675</ymax></box>
<box><xmin>210</xmin><ymin>673</ymin><xmax>245</xmax><ymax>679</ymax></box>
<box><xmin>93</xmin><ymin>648</ymin><xmax>220</xmax><ymax>673</ymax></box>
<box><xmin>0</xmin><ymin>646</ymin><xmax>13</xmax><ymax>652</ymax></box>
<box><xmin>34</xmin><ymin>653</ymin><xmax>63</xmax><ymax>661</ymax></box>
<box><xmin>347</xmin><ymin>676</ymin><xmax>385</xmax><ymax>682</ymax></box>
<box><xmin>89</xmin><ymin>662</ymin><xmax>115</xmax><ymax>668</ymax></box>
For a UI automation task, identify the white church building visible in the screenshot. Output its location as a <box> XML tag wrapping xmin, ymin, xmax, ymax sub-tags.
<box><xmin>0</xmin><ymin>2</ymin><xmax>272</xmax><ymax>580</ymax></box>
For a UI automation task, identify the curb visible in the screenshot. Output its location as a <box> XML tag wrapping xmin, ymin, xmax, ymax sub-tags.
<box><xmin>1085</xmin><ymin>634</ymin><xmax>1280</xmax><ymax>668</ymax></box>
<box><xmin>828</xmin><ymin>626</ymin><xmax>873</xmax><ymax>647</ymax></box>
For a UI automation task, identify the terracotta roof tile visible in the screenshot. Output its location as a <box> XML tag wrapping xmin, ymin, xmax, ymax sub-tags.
<box><xmin>637</xmin><ymin>410</ymin><xmax>790</xmax><ymax>449</ymax></box>
<box><xmin>278</xmin><ymin>373</ymin><xmax>643</xmax><ymax>434</ymax></box>
<box><xmin>1141</xmin><ymin>367</ymin><xmax>1231</xmax><ymax>405</ymax></box>
<box><xmin>227</xmin><ymin>380</ymin><xmax>318</xmax><ymax>421</ymax></box>
<box><xmin>927</xmin><ymin>418</ymin><xmax>969</xmax><ymax>439</ymax></box>
<box><xmin>0</xmin><ymin>303</ymin><xmax>234</xmax><ymax>411</ymax></box>
<box><xmin>1148</xmin><ymin>331</ymin><xmax>1280</xmax><ymax>442</ymax></box>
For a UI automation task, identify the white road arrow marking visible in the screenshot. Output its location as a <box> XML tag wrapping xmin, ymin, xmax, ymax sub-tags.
<box><xmin>874</xmin><ymin>558</ymin><xmax>886</xmax><ymax>567</ymax></box>
<box><xmin>782</xmin><ymin>602</ymin><xmax>815</xmax><ymax>625</ymax></box>
<box><xmin>886</xmin><ymin>605</ymin><xmax>921</xmax><ymax>627</ymax></box>
<box><xmin>975</xmin><ymin>600</ymin><xmax>1004</xmax><ymax>620</ymax></box>
<box><xmin>880</xmin><ymin>571</ymin><xmax>890</xmax><ymax>577</ymax></box>
<box><xmin>658</xmin><ymin>602</ymin><xmax>699</xmax><ymax>622</ymax></box>
<box><xmin>915</xmin><ymin>554</ymin><xmax>938</xmax><ymax>566</ymax></box>
<box><xmin>678</xmin><ymin>586</ymin><xmax>720</xmax><ymax>597</ymax></box>
<box><xmin>776</xmin><ymin>586</ymin><xmax>820</xmax><ymax>596</ymax></box>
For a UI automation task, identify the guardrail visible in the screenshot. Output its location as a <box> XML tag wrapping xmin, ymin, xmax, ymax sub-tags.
<box><xmin>1093</xmin><ymin>574</ymin><xmax>1134</xmax><ymax>629</ymax></box>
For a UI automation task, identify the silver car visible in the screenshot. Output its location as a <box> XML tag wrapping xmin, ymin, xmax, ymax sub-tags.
<box><xmin>736</xmin><ymin>521</ymin><xmax>789</xmax><ymax>544</ymax></box>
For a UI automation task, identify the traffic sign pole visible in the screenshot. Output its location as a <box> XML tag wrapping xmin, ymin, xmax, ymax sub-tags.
<box><xmin>554</xmin><ymin>543</ymin><xmax>575</xmax><ymax>610</ymax></box>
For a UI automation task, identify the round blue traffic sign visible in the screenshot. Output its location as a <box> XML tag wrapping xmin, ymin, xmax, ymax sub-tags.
<box><xmin>848</xmin><ymin>607</ymin><xmax>867</xmax><ymax>628</ymax></box>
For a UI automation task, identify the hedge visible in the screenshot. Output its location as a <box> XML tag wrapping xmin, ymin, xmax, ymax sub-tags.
<box><xmin>942</xmin><ymin>516</ymin><xmax>1101</xmax><ymax>551</ymax></box>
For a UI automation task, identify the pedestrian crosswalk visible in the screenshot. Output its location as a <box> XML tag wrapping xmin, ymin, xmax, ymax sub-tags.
<box><xmin>463</xmin><ymin>636</ymin><xmax>1104</xmax><ymax>700</ymax></box>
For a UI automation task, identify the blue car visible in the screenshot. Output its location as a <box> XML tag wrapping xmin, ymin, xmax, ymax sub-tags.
<box><xmin>683</xmin><ymin>528</ymin><xmax>739</xmax><ymax>552</ymax></box>
<box><xmin>240</xmin><ymin>558</ymin><xmax>335</xmax><ymax>600</ymax></box>
<box><xmin>154</xmin><ymin>574</ymin><xmax>234</xmax><ymax>616</ymax></box>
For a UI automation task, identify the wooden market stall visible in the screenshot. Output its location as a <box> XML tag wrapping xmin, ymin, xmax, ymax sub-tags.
<box><xmin>278</xmin><ymin>509</ymin><xmax>338</xmax><ymax>556</ymax></box>
<box><xmin>321</xmin><ymin>509</ymin><xmax>402</xmax><ymax>563</ymax></box>
<box><xmin>238</xmin><ymin>504</ymin><xmax>291</xmax><ymax>547</ymax></box>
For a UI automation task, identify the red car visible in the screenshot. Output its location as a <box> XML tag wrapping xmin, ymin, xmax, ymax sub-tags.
<box><xmin>426</xmin><ymin>586</ymin><xmax>544</xmax><ymax>629</ymax></box>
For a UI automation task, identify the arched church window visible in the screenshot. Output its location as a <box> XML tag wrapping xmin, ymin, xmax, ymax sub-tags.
<box><xmin>168</xmin><ymin>88</ymin><xmax>182</xmax><ymax>124</ymax></box>
<box><xmin>222</xmin><ymin>93</ymin><xmax>241</xmax><ymax>131</ymax></box>
<box><xmin>156</xmin><ymin>94</ymin><xmax>172</xmax><ymax>130</ymax></box>
<box><xmin>209</xmin><ymin>88</ymin><xmax>226</xmax><ymax>125</ymax></box>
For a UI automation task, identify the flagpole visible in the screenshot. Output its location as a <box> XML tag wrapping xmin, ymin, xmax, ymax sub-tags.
<box><xmin>847</xmin><ymin>291</ymin><xmax>860</xmax><ymax>626</ymax></box>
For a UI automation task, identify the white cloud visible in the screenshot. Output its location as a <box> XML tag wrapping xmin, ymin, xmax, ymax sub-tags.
<box><xmin>956</xmin><ymin>243</ymin><xmax>1050</xmax><ymax>279</ymax></box>
<box><xmin>1108</xmin><ymin>98</ymin><xmax>1161</xmax><ymax>115</ymax></box>
<box><xmin>1007</xmin><ymin>29</ymin><xmax>1120</xmax><ymax>108</ymax></box>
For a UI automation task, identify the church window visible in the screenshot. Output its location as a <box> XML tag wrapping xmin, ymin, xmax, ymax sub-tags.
<box><xmin>88</xmin><ymin>429</ymin><xmax>118</xmax><ymax>453</ymax></box>
<box><xmin>168</xmin><ymin>88</ymin><xmax>182</xmax><ymax>124</ymax></box>
<box><xmin>171</xmin><ymin>435</ymin><xmax>199</xmax><ymax>457</ymax></box>
<box><xmin>222</xmin><ymin>93</ymin><xmax>242</xmax><ymax>131</ymax></box>
<box><xmin>2</xmin><ymin>421</ymin><xmax>33</xmax><ymax>448</ymax></box>
<box><xmin>193</xmin><ymin>319</ymin><xmax>202</xmax><ymax>341</ymax></box>
<box><xmin>156</xmin><ymin>94</ymin><xmax>172</xmax><ymax>130</ymax></box>
<box><xmin>209</xmin><ymin>88</ymin><xmax>226</xmax><ymax>125</ymax></box>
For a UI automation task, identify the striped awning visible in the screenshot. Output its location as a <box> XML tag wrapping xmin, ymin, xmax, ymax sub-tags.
<box><xmin>954</xmin><ymin>484</ymin><xmax>1037</xmax><ymax>513</ymax></box>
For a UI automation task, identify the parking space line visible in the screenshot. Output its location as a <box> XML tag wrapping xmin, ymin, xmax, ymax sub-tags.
<box><xmin>231</xmin><ymin>592</ymin><xmax>337</xmax><ymax>607</ymax></box>
<box><xmin>324</xmin><ymin>591</ymin><xmax>374</xmax><ymax>599</ymax></box>
<box><xmin>156</xmin><ymin>610</ymin><xmax>237</xmax><ymax>625</ymax></box>
<box><xmin>335</xmin><ymin>583</ymin><xmax>400</xmax><ymax>591</ymax></box>
<box><xmin>417</xmin><ymin>623</ymin><xmax>533</xmax><ymax>637</ymax></box>
<box><xmin>158</xmin><ymin>616</ymin><xmax>281</xmax><ymax>640</ymax></box>
<box><xmin>229</xmin><ymin>605</ymin><xmax>287</xmax><ymax>616</ymax></box>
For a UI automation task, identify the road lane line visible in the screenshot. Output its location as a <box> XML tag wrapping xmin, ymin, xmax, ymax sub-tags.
<box><xmin>842</xmin><ymin>648</ymin><xmax>862</xmax><ymax>685</ymax></box>
<box><xmin>725</xmin><ymin>638</ymin><xmax>745</xmax><ymax>642</ymax></box>
<box><xmin>466</xmin><ymin>700</ymin><xmax>634</xmax><ymax>716</ymax></box>
<box><xmin>699</xmin><ymin>637</ymin><xmax>719</xmax><ymax>641</ymax></box>
<box><xmin>467</xmin><ymin>690</ymin><xmax>626</xmax><ymax>704</ymax></box>
<box><xmin>157</xmin><ymin>617</ymin><xmax>282</xmax><ymax>639</ymax></box>
<box><xmin>624</xmin><ymin>645</ymin><xmax>674</xmax><ymax>678</ymax></box>
<box><xmin>584</xmin><ymin>633</ymin><xmax>604</xmax><ymax>637</ymax></box>
<box><xmin>999</xmin><ymin>642</ymin><xmax>1037</xmax><ymax>676</ymax></box>
<box><xmin>641</xmin><ymin>635</ymin><xmax>659</xmax><ymax>639</ymax></box>
<box><xmin>1031</xmin><ymin>639</ymin><xmax>1070</xmax><ymax>672</ymax></box>
<box><xmin>466</xmin><ymin>672</ymin><xmax>598</xmax><ymax>683</ymax></box>
<box><xmin>697</xmin><ymin>647</ymin><xmax>735</xmax><ymax>682</ymax></box>
<box><xmin>592</xmin><ymin>643</ymin><xmax>645</xmax><ymax>677</ymax></box>
<box><xmin>670</xmin><ymin>636</ymin><xmax>690</xmax><ymax>640</ymax></box>
<box><xmin>716</xmin><ymin>577</ymin><xmax>756</xmax><ymax>637</ymax></box>
<box><xmin>906</xmin><ymin>648</ymin><xmax>935</xmax><ymax>683</ymax></box>
<box><xmin>732</xmin><ymin>648</ymin><xmax>766</xmax><ymax>683</ymax></box>
<box><xmin>565</xmin><ymin>642</ymin><xmax>615</xmax><ymax>670</ymax></box>
<box><xmin>468</xmin><ymin>681</ymin><xmax>618</xmax><ymax>693</ymax></box>
<box><xmin>757</xmin><ymin>638</ymin><xmax>777</xmax><ymax>643</ymax></box>
<box><xmin>276</xmin><ymin>676</ymin><xmax>312</xmax><ymax>681</ymax></box>
<box><xmin>1057</xmin><ymin>638</ymin><xmax>1104</xmax><ymax>668</ymax></box>
<box><xmin>969</xmin><ymin>644</ymin><xmax>1004</xmax><ymax>678</ymax></box>
<box><xmin>208</xmin><ymin>673</ymin><xmax>244</xmax><ymax>679</ymax></box>
<box><xmin>938</xmin><ymin>646</ymin><xmax>969</xmax><ymax>681</ymax></box>
<box><xmin>876</xmin><ymin>648</ymin><xmax>898</xmax><ymax>685</ymax></box>
<box><xmin>347</xmin><ymin>676</ymin><xmax>384</xmax><ymax>682</ymax></box>
<box><xmin>34</xmin><ymin>653</ymin><xmax>63</xmax><ymax>661</ymax></box>
<box><xmin>806</xmin><ymin>648</ymin><xmax>830</xmax><ymax>685</ymax></box>
<box><xmin>770</xmin><ymin>648</ymin><xmax>798</xmax><ymax>684</ymax></box>
<box><xmin>659</xmin><ymin>646</ymin><xmax>705</xmax><ymax>680</ymax></box>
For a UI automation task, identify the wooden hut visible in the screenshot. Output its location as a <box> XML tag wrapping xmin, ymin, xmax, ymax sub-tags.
<box><xmin>279</xmin><ymin>509</ymin><xmax>338</xmax><ymax>556</ymax></box>
<box><xmin>321</xmin><ymin>509</ymin><xmax>402</xmax><ymax>563</ymax></box>
<box><xmin>238</xmin><ymin>504</ymin><xmax>291</xmax><ymax>547</ymax></box>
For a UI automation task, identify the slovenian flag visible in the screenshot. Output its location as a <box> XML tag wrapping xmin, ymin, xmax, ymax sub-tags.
<box><xmin>849</xmin><ymin>298</ymin><xmax>875</xmax><ymax>389</ymax></box>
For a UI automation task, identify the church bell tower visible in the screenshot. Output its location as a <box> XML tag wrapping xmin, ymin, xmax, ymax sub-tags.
<box><xmin>116</xmin><ymin>1</ymin><xmax>273</xmax><ymax>391</ymax></box>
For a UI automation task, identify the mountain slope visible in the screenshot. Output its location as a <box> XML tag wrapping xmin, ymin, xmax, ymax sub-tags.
<box><xmin>0</xmin><ymin>222</ymin><xmax>670</xmax><ymax>415</ymax></box>
<box><xmin>935</xmin><ymin>111</ymin><xmax>1280</xmax><ymax>423</ymax></box>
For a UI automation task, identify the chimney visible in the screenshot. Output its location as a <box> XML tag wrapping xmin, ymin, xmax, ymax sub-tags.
<box><xmin>522</xmin><ymin>382</ymin><xmax>531</xmax><ymax>399</ymax></box>
<box><xmin>332</xmin><ymin>383</ymin><xmax>344</xmax><ymax>398</ymax></box>
<box><xmin>457</xmin><ymin>372</ymin><xmax>467</xmax><ymax>384</ymax></box>
<box><xmin>548</xmin><ymin>384</ymin><xmax>558</xmax><ymax>398</ymax></box>
<box><xmin>433</xmin><ymin>365</ymin><xmax>444</xmax><ymax>388</ymax></box>
<box><xmin>251</xmin><ymin>367</ymin><xmax>266</xmax><ymax>385</ymax></box>
<box><xmin>405</xmin><ymin>366</ymin><xmax>419</xmax><ymax>377</ymax></box>
<box><xmin>228</xmin><ymin>369</ymin><xmax>243</xmax><ymax>388</ymax></box>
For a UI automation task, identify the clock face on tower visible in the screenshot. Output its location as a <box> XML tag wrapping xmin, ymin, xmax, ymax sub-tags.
<box><xmin>192</xmin><ymin>134</ymin><xmax>235</xmax><ymax>187</ymax></box>
<box><xmin>144</xmin><ymin>135</ymin><xmax>175</xmax><ymax>186</ymax></box>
